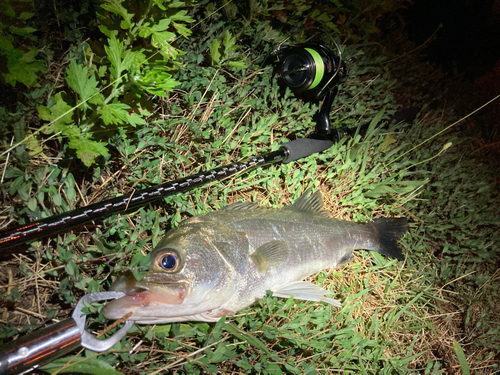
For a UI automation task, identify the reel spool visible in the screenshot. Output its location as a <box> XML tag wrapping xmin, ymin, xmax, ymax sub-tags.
<box><xmin>273</xmin><ymin>33</ymin><xmax>346</xmax><ymax>139</ymax></box>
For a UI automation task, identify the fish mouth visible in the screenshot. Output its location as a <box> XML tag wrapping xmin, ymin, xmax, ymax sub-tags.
<box><xmin>103</xmin><ymin>272</ymin><xmax>189</xmax><ymax>320</ymax></box>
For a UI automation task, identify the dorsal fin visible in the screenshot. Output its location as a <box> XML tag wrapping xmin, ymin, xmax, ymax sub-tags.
<box><xmin>286</xmin><ymin>189</ymin><xmax>325</xmax><ymax>213</ymax></box>
<box><xmin>223</xmin><ymin>201</ymin><xmax>260</xmax><ymax>211</ymax></box>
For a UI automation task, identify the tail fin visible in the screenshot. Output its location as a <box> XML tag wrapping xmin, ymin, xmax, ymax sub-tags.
<box><xmin>370</xmin><ymin>217</ymin><xmax>408</xmax><ymax>260</ymax></box>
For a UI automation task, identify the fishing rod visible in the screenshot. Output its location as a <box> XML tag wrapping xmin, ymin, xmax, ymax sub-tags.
<box><xmin>0</xmin><ymin>34</ymin><xmax>348</xmax><ymax>373</ymax></box>
<box><xmin>0</xmin><ymin>138</ymin><xmax>348</xmax><ymax>255</ymax></box>
<box><xmin>0</xmin><ymin>34</ymin><xmax>347</xmax><ymax>255</ymax></box>
<box><xmin>0</xmin><ymin>292</ymin><xmax>134</xmax><ymax>374</ymax></box>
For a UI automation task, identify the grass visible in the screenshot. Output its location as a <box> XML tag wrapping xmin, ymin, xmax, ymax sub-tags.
<box><xmin>1</xmin><ymin>0</ymin><xmax>500</xmax><ymax>373</ymax></box>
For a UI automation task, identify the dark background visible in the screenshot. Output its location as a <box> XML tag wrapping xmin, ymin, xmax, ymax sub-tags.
<box><xmin>400</xmin><ymin>0</ymin><xmax>500</xmax><ymax>143</ymax></box>
<box><xmin>401</xmin><ymin>0</ymin><xmax>500</xmax><ymax>78</ymax></box>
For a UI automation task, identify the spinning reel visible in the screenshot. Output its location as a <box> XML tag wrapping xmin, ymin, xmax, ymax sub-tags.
<box><xmin>0</xmin><ymin>32</ymin><xmax>348</xmax><ymax>252</ymax></box>
<box><xmin>273</xmin><ymin>33</ymin><xmax>346</xmax><ymax>139</ymax></box>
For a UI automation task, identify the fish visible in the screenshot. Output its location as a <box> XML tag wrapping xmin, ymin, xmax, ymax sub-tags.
<box><xmin>103</xmin><ymin>189</ymin><xmax>407</xmax><ymax>324</ymax></box>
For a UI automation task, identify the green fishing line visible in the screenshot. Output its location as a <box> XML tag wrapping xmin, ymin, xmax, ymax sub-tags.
<box><xmin>304</xmin><ymin>48</ymin><xmax>324</xmax><ymax>90</ymax></box>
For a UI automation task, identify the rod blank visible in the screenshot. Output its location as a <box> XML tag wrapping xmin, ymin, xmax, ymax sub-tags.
<box><xmin>0</xmin><ymin>150</ymin><xmax>287</xmax><ymax>252</ymax></box>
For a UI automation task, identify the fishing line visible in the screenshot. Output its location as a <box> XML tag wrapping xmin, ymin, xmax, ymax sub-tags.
<box><xmin>373</xmin><ymin>93</ymin><xmax>500</xmax><ymax>195</ymax></box>
<box><xmin>0</xmin><ymin>136</ymin><xmax>14</xmax><ymax>184</ymax></box>
<box><xmin>0</xmin><ymin>1</ymin><xmax>234</xmax><ymax>158</ymax></box>
<box><xmin>385</xmin><ymin>24</ymin><xmax>443</xmax><ymax>64</ymax></box>
<box><xmin>387</xmin><ymin>92</ymin><xmax>500</xmax><ymax>166</ymax></box>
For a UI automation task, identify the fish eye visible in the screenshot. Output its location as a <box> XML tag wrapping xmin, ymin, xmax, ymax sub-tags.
<box><xmin>161</xmin><ymin>254</ymin><xmax>176</xmax><ymax>270</ymax></box>
<box><xmin>156</xmin><ymin>250</ymin><xmax>182</xmax><ymax>273</ymax></box>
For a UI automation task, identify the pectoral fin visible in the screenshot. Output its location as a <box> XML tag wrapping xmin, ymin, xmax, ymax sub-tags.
<box><xmin>272</xmin><ymin>281</ymin><xmax>342</xmax><ymax>307</ymax></box>
<box><xmin>250</xmin><ymin>240</ymin><xmax>290</xmax><ymax>273</ymax></box>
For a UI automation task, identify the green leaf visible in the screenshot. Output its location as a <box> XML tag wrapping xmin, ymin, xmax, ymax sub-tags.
<box><xmin>3</xmin><ymin>48</ymin><xmax>47</xmax><ymax>87</ymax></box>
<box><xmin>211</xmin><ymin>343</ymin><xmax>228</xmax><ymax>363</ymax></box>
<box><xmin>152</xmin><ymin>0</ymin><xmax>167</xmax><ymax>10</ymax></box>
<box><xmin>172</xmin><ymin>22</ymin><xmax>192</xmax><ymax>37</ymax></box>
<box><xmin>151</xmin><ymin>31</ymin><xmax>178</xmax><ymax>58</ymax></box>
<box><xmin>228</xmin><ymin>60</ymin><xmax>247</xmax><ymax>69</ymax></box>
<box><xmin>365</xmin><ymin>109</ymin><xmax>386</xmax><ymax>142</ymax></box>
<box><xmin>68</xmin><ymin>138</ymin><xmax>110</xmax><ymax>166</ymax></box>
<box><xmin>105</xmin><ymin>36</ymin><xmax>135</xmax><ymax>85</ymax></box>
<box><xmin>66</xmin><ymin>60</ymin><xmax>100</xmax><ymax>108</ymax></box>
<box><xmin>40</xmin><ymin>357</ymin><xmax>124</xmax><ymax>374</ymax></box>
<box><xmin>154</xmin><ymin>324</ymin><xmax>171</xmax><ymax>339</ymax></box>
<box><xmin>363</xmin><ymin>185</ymin><xmax>395</xmax><ymax>198</ymax></box>
<box><xmin>25</xmin><ymin>132</ymin><xmax>44</xmax><ymax>157</ymax></box>
<box><xmin>0</xmin><ymin>35</ymin><xmax>14</xmax><ymax>52</ymax></box>
<box><xmin>52</xmin><ymin>194</ymin><xmax>62</xmax><ymax>206</ymax></box>
<box><xmin>152</xmin><ymin>18</ymin><xmax>171</xmax><ymax>31</ymax></box>
<box><xmin>98</xmin><ymin>24</ymin><xmax>117</xmax><ymax>38</ymax></box>
<box><xmin>65</xmin><ymin>260</ymin><xmax>78</xmax><ymax>277</ymax></box>
<box><xmin>210</xmin><ymin>39</ymin><xmax>221</xmax><ymax>65</ymax></box>
<box><xmin>38</xmin><ymin>92</ymin><xmax>74</xmax><ymax>134</ymax></box>
<box><xmin>138</xmin><ymin>26</ymin><xmax>153</xmax><ymax>38</ymax></box>
<box><xmin>223</xmin><ymin>30</ymin><xmax>236</xmax><ymax>53</ymax></box>
<box><xmin>453</xmin><ymin>340</ymin><xmax>470</xmax><ymax>375</ymax></box>
<box><xmin>106</xmin><ymin>36</ymin><xmax>123</xmax><ymax>74</ymax></box>
<box><xmin>167</xmin><ymin>0</ymin><xmax>185</xmax><ymax>8</ymax></box>
<box><xmin>89</xmin><ymin>93</ymin><xmax>105</xmax><ymax>106</ymax></box>
<box><xmin>169</xmin><ymin>10</ymin><xmax>194</xmax><ymax>23</ymax></box>
<box><xmin>100</xmin><ymin>0</ymin><xmax>134</xmax><ymax>29</ymax></box>
<box><xmin>141</xmin><ymin>77</ymin><xmax>180</xmax><ymax>96</ymax></box>
<box><xmin>126</xmin><ymin>112</ymin><xmax>147</xmax><ymax>127</ymax></box>
<box><xmin>9</xmin><ymin>26</ymin><xmax>37</xmax><ymax>36</ymax></box>
<box><xmin>224</xmin><ymin>323</ymin><xmax>269</xmax><ymax>353</ymax></box>
<box><xmin>98</xmin><ymin>103</ymin><xmax>131</xmax><ymax>125</ymax></box>
<box><xmin>136</xmin><ymin>65</ymin><xmax>180</xmax><ymax>96</ymax></box>
<box><xmin>27</xmin><ymin>197</ymin><xmax>37</xmax><ymax>211</ymax></box>
<box><xmin>380</xmin><ymin>134</ymin><xmax>397</xmax><ymax>151</ymax></box>
<box><xmin>129</xmin><ymin>252</ymin><xmax>145</xmax><ymax>268</ymax></box>
<box><xmin>18</xmin><ymin>12</ymin><xmax>35</xmax><ymax>20</ymax></box>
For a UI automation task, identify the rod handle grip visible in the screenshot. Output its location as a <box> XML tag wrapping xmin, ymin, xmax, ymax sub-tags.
<box><xmin>280</xmin><ymin>138</ymin><xmax>334</xmax><ymax>163</ymax></box>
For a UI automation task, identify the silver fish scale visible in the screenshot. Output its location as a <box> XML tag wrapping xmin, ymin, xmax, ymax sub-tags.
<box><xmin>198</xmin><ymin>208</ymin><xmax>377</xmax><ymax>312</ymax></box>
